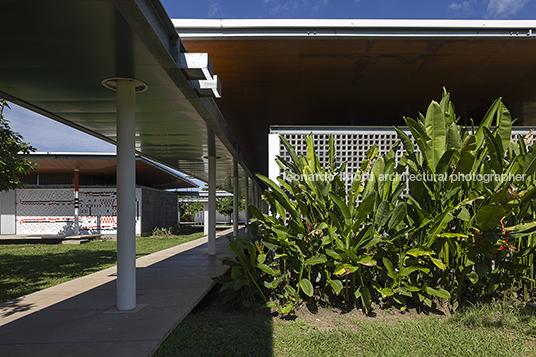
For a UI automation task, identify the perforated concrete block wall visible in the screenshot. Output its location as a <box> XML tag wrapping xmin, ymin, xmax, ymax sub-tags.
<box><xmin>269</xmin><ymin>127</ymin><xmax>534</xmax><ymax>191</ymax></box>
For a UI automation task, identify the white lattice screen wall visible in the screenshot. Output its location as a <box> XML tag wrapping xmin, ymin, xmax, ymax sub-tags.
<box><xmin>268</xmin><ymin>127</ymin><xmax>535</xmax><ymax>189</ymax></box>
<box><xmin>16</xmin><ymin>187</ymin><xmax>141</xmax><ymax>235</ymax></box>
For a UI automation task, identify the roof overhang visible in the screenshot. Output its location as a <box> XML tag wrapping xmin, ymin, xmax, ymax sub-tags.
<box><xmin>176</xmin><ymin>19</ymin><xmax>536</xmax><ymax>175</ymax></box>
<box><xmin>0</xmin><ymin>1</ymin><xmax>255</xmax><ymax>194</ymax></box>
<box><xmin>25</xmin><ymin>152</ymin><xmax>198</xmax><ymax>189</ymax></box>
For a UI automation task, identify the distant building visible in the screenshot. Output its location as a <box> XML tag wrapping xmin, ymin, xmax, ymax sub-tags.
<box><xmin>178</xmin><ymin>190</ymin><xmax>246</xmax><ymax>225</ymax></box>
<box><xmin>0</xmin><ymin>153</ymin><xmax>197</xmax><ymax>237</ymax></box>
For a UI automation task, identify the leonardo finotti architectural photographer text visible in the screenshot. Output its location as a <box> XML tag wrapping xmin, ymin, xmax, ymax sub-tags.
<box><xmin>283</xmin><ymin>172</ymin><xmax>525</xmax><ymax>183</ymax></box>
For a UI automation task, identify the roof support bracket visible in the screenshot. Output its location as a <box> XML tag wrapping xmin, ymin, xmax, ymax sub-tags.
<box><xmin>178</xmin><ymin>53</ymin><xmax>214</xmax><ymax>80</ymax></box>
<box><xmin>188</xmin><ymin>76</ymin><xmax>222</xmax><ymax>98</ymax></box>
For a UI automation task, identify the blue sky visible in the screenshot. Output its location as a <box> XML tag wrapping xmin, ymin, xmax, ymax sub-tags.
<box><xmin>6</xmin><ymin>0</ymin><xmax>536</xmax><ymax>159</ymax></box>
<box><xmin>162</xmin><ymin>0</ymin><xmax>536</xmax><ymax>19</ymax></box>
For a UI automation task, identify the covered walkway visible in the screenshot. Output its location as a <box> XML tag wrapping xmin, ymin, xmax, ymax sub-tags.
<box><xmin>0</xmin><ymin>227</ymin><xmax>247</xmax><ymax>357</ymax></box>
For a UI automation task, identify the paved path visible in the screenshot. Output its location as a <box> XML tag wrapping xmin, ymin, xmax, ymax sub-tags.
<box><xmin>0</xmin><ymin>228</ymin><xmax>245</xmax><ymax>357</ymax></box>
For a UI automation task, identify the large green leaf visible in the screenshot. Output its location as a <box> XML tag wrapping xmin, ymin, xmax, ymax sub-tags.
<box><xmin>446</xmin><ymin>123</ymin><xmax>461</xmax><ymax>150</ymax></box>
<box><xmin>400</xmin><ymin>266</ymin><xmax>430</xmax><ymax>276</ymax></box>
<box><xmin>394</xmin><ymin>126</ymin><xmax>414</xmax><ymax>154</ymax></box>
<box><xmin>475</xmin><ymin>204</ymin><xmax>505</xmax><ymax>231</ymax></box>
<box><xmin>356</xmin><ymin>286</ymin><xmax>372</xmax><ymax>313</ymax></box>
<box><xmin>431</xmin><ymin>257</ymin><xmax>447</xmax><ymax>270</ymax></box>
<box><xmin>426</xmin><ymin>287</ymin><xmax>451</xmax><ymax>299</ymax></box>
<box><xmin>524</xmin><ymin>140</ymin><xmax>536</xmax><ymax>176</ymax></box>
<box><xmin>305</xmin><ymin>133</ymin><xmax>317</xmax><ymax>171</ymax></box>
<box><xmin>257</xmin><ymin>174</ymin><xmax>298</xmax><ymax>219</ymax></box>
<box><xmin>328</xmin><ymin>279</ymin><xmax>343</xmax><ymax>294</ymax></box>
<box><xmin>388</xmin><ymin>202</ymin><xmax>407</xmax><ymax>231</ymax></box>
<box><xmin>405</xmin><ymin>117</ymin><xmax>431</xmax><ymax>170</ymax></box>
<box><xmin>304</xmin><ymin>254</ymin><xmax>327</xmax><ymax>266</ymax></box>
<box><xmin>436</xmin><ymin>148</ymin><xmax>455</xmax><ymax>176</ymax></box>
<box><xmin>475</xmin><ymin>97</ymin><xmax>502</xmax><ymax>150</ymax></box>
<box><xmin>375</xmin><ymin>200</ymin><xmax>390</xmax><ymax>227</ymax></box>
<box><xmin>425</xmin><ymin>210</ymin><xmax>453</xmax><ymax>247</ymax></box>
<box><xmin>504</xmin><ymin>221</ymin><xmax>536</xmax><ymax>238</ymax></box>
<box><xmin>424</xmin><ymin>101</ymin><xmax>446</xmax><ymax>173</ymax></box>
<box><xmin>257</xmin><ymin>263</ymin><xmax>279</xmax><ymax>276</ymax></box>
<box><xmin>299</xmin><ymin>278</ymin><xmax>314</xmax><ymax>297</ymax></box>
<box><xmin>495</xmin><ymin>105</ymin><xmax>512</xmax><ymax>157</ymax></box>
<box><xmin>406</xmin><ymin>245</ymin><xmax>435</xmax><ymax>257</ymax></box>
<box><xmin>329</xmin><ymin>192</ymin><xmax>352</xmax><ymax>226</ymax></box>
<box><xmin>383</xmin><ymin>257</ymin><xmax>398</xmax><ymax>280</ymax></box>
<box><xmin>467</xmin><ymin>271</ymin><xmax>479</xmax><ymax>285</ymax></box>
<box><xmin>279</xmin><ymin>135</ymin><xmax>301</xmax><ymax>168</ymax></box>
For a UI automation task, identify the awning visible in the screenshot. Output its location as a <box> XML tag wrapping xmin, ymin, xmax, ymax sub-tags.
<box><xmin>0</xmin><ymin>1</ymin><xmax>253</xmax><ymax>194</ymax></box>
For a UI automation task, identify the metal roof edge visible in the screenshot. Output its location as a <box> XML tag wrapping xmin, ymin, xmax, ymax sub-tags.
<box><xmin>173</xmin><ymin>18</ymin><xmax>536</xmax><ymax>39</ymax></box>
<box><xmin>173</xmin><ymin>18</ymin><xmax>536</xmax><ymax>29</ymax></box>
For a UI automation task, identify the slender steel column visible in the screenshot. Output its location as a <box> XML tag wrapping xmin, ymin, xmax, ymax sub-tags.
<box><xmin>207</xmin><ymin>129</ymin><xmax>217</xmax><ymax>255</ymax></box>
<box><xmin>115</xmin><ymin>79</ymin><xmax>137</xmax><ymax>310</ymax></box>
<box><xmin>233</xmin><ymin>160</ymin><xmax>239</xmax><ymax>236</ymax></box>
<box><xmin>208</xmin><ymin>155</ymin><xmax>216</xmax><ymax>255</ymax></box>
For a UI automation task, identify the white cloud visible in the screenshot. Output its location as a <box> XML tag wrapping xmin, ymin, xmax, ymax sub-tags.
<box><xmin>486</xmin><ymin>0</ymin><xmax>529</xmax><ymax>17</ymax></box>
<box><xmin>208</xmin><ymin>2</ymin><xmax>225</xmax><ymax>17</ymax></box>
<box><xmin>448</xmin><ymin>1</ymin><xmax>476</xmax><ymax>15</ymax></box>
<box><xmin>312</xmin><ymin>0</ymin><xmax>329</xmax><ymax>12</ymax></box>
<box><xmin>270</xmin><ymin>1</ymin><xmax>300</xmax><ymax>13</ymax></box>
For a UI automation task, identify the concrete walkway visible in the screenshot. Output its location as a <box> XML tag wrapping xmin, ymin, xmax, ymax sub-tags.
<box><xmin>0</xmin><ymin>227</ymin><xmax>245</xmax><ymax>357</ymax></box>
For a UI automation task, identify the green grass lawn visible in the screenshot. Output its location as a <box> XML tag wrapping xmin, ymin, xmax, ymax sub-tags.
<box><xmin>0</xmin><ymin>231</ymin><xmax>206</xmax><ymax>303</ymax></box>
<box><xmin>155</xmin><ymin>288</ymin><xmax>536</xmax><ymax>357</ymax></box>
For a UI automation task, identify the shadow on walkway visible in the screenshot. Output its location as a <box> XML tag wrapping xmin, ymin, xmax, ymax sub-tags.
<box><xmin>0</xmin><ymin>228</ymin><xmax>252</xmax><ymax>357</ymax></box>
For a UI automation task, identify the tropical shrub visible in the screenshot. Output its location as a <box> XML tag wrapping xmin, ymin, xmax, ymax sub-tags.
<box><xmin>0</xmin><ymin>99</ymin><xmax>36</xmax><ymax>191</ymax></box>
<box><xmin>216</xmin><ymin>89</ymin><xmax>536</xmax><ymax>314</ymax></box>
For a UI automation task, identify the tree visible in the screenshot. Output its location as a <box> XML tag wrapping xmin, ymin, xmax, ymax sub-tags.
<box><xmin>216</xmin><ymin>196</ymin><xmax>245</xmax><ymax>224</ymax></box>
<box><xmin>0</xmin><ymin>100</ymin><xmax>36</xmax><ymax>192</ymax></box>
<box><xmin>179</xmin><ymin>199</ymin><xmax>203</xmax><ymax>216</ymax></box>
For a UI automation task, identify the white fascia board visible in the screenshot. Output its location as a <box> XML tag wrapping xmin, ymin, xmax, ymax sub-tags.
<box><xmin>174</xmin><ymin>18</ymin><xmax>536</xmax><ymax>29</ymax></box>
<box><xmin>173</xmin><ymin>18</ymin><xmax>536</xmax><ymax>39</ymax></box>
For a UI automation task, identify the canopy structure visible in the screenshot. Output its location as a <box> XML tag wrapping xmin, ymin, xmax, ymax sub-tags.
<box><xmin>176</xmin><ymin>19</ymin><xmax>536</xmax><ymax>175</ymax></box>
<box><xmin>0</xmin><ymin>0</ymin><xmax>260</xmax><ymax>311</ymax></box>
<box><xmin>0</xmin><ymin>1</ymin><xmax>254</xmax><ymax>193</ymax></box>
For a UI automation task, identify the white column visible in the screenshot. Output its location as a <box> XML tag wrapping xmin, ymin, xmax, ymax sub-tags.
<box><xmin>268</xmin><ymin>132</ymin><xmax>281</xmax><ymax>184</ymax></box>
<box><xmin>233</xmin><ymin>160</ymin><xmax>239</xmax><ymax>236</ymax></box>
<box><xmin>244</xmin><ymin>176</ymin><xmax>249</xmax><ymax>233</ymax></box>
<box><xmin>208</xmin><ymin>156</ymin><xmax>216</xmax><ymax>255</ymax></box>
<box><xmin>203</xmin><ymin>203</ymin><xmax>209</xmax><ymax>235</ymax></box>
<box><xmin>116</xmin><ymin>79</ymin><xmax>137</xmax><ymax>311</ymax></box>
